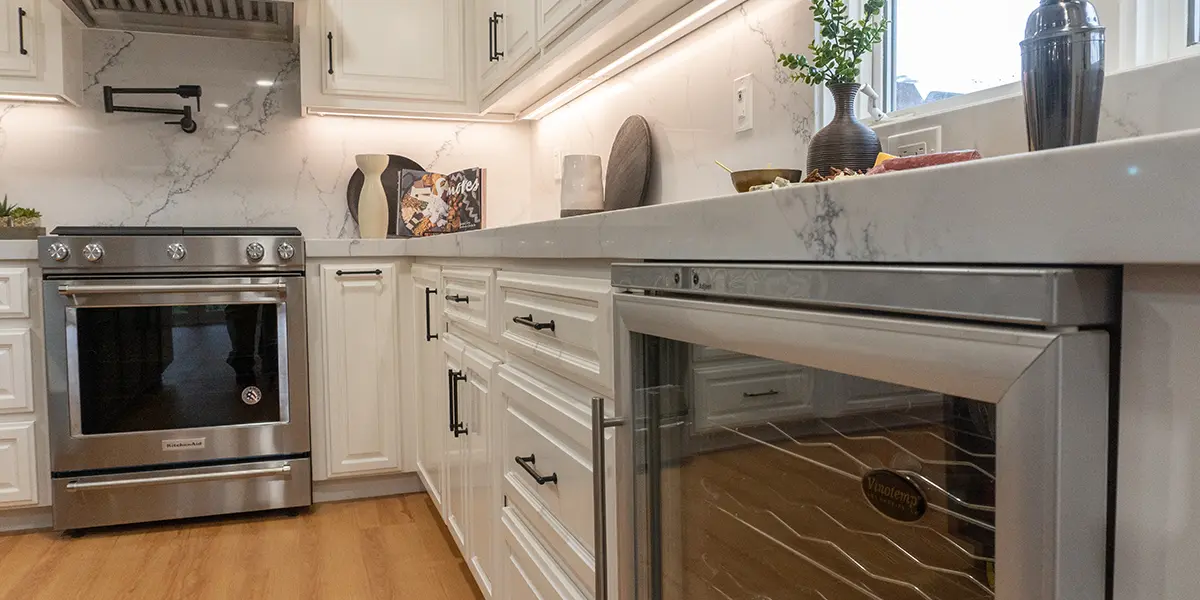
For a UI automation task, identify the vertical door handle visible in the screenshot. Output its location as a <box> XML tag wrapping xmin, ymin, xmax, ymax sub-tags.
<box><xmin>451</xmin><ymin>370</ymin><xmax>468</xmax><ymax>437</ymax></box>
<box><xmin>17</xmin><ymin>8</ymin><xmax>28</xmax><ymax>56</ymax></box>
<box><xmin>492</xmin><ymin>13</ymin><xmax>504</xmax><ymax>60</ymax></box>
<box><xmin>326</xmin><ymin>31</ymin><xmax>334</xmax><ymax>75</ymax></box>
<box><xmin>592</xmin><ymin>397</ymin><xmax>625</xmax><ymax>600</ymax></box>
<box><xmin>487</xmin><ymin>15</ymin><xmax>497</xmax><ymax>62</ymax></box>
<box><xmin>425</xmin><ymin>288</ymin><xmax>439</xmax><ymax>341</ymax></box>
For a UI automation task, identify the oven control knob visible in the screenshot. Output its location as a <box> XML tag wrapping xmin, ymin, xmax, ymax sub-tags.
<box><xmin>277</xmin><ymin>242</ymin><xmax>295</xmax><ymax>261</ymax></box>
<box><xmin>246</xmin><ymin>242</ymin><xmax>265</xmax><ymax>262</ymax></box>
<box><xmin>82</xmin><ymin>243</ymin><xmax>105</xmax><ymax>263</ymax></box>
<box><xmin>166</xmin><ymin>243</ymin><xmax>187</xmax><ymax>261</ymax></box>
<box><xmin>241</xmin><ymin>386</ymin><xmax>262</xmax><ymax>406</ymax></box>
<box><xmin>47</xmin><ymin>242</ymin><xmax>70</xmax><ymax>262</ymax></box>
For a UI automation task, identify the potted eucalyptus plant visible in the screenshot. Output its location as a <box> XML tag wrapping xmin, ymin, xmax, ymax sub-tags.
<box><xmin>779</xmin><ymin>0</ymin><xmax>888</xmax><ymax>176</ymax></box>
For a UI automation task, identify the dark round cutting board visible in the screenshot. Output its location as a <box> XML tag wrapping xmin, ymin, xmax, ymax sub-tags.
<box><xmin>604</xmin><ymin>116</ymin><xmax>653</xmax><ymax>211</ymax></box>
<box><xmin>347</xmin><ymin>154</ymin><xmax>424</xmax><ymax>235</ymax></box>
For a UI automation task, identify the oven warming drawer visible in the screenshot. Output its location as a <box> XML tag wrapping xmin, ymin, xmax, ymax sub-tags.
<box><xmin>51</xmin><ymin>457</ymin><xmax>312</xmax><ymax>530</ymax></box>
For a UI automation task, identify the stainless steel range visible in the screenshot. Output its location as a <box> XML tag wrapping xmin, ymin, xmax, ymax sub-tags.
<box><xmin>39</xmin><ymin>227</ymin><xmax>311</xmax><ymax>531</ymax></box>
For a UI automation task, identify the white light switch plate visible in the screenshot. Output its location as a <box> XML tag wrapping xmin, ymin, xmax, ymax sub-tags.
<box><xmin>734</xmin><ymin>74</ymin><xmax>753</xmax><ymax>133</ymax></box>
<box><xmin>553</xmin><ymin>150</ymin><xmax>564</xmax><ymax>181</ymax></box>
<box><xmin>887</xmin><ymin>126</ymin><xmax>942</xmax><ymax>156</ymax></box>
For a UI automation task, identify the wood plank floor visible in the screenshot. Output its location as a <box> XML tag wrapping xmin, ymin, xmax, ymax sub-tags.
<box><xmin>0</xmin><ymin>494</ymin><xmax>484</xmax><ymax>600</ymax></box>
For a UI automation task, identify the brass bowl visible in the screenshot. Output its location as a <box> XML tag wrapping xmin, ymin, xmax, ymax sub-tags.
<box><xmin>730</xmin><ymin>169</ymin><xmax>806</xmax><ymax>193</ymax></box>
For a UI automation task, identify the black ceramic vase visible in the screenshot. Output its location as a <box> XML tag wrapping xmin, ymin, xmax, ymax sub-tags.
<box><xmin>806</xmin><ymin>83</ymin><xmax>882</xmax><ymax>176</ymax></box>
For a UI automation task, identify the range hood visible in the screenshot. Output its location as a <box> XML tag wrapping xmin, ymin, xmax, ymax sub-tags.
<box><xmin>61</xmin><ymin>0</ymin><xmax>295</xmax><ymax>42</ymax></box>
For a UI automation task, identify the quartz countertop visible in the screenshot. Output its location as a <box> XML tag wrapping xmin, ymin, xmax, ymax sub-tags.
<box><xmin>0</xmin><ymin>240</ymin><xmax>40</xmax><ymax>261</ymax></box>
<box><xmin>309</xmin><ymin>126</ymin><xmax>1198</xmax><ymax>264</ymax></box>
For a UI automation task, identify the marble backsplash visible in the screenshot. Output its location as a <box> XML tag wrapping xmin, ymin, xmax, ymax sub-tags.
<box><xmin>529</xmin><ymin>0</ymin><xmax>816</xmax><ymax>221</ymax></box>
<box><xmin>0</xmin><ymin>30</ymin><xmax>532</xmax><ymax>237</ymax></box>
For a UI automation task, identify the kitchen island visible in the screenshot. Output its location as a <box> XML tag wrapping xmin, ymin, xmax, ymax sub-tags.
<box><xmin>305</xmin><ymin>126</ymin><xmax>1200</xmax><ymax>600</ymax></box>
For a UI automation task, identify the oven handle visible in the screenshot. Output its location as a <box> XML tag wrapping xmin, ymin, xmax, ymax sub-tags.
<box><xmin>58</xmin><ymin>282</ymin><xmax>288</xmax><ymax>296</ymax></box>
<box><xmin>65</xmin><ymin>465</ymin><xmax>292</xmax><ymax>491</ymax></box>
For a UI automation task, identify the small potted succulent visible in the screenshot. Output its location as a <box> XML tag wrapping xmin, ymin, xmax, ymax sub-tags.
<box><xmin>0</xmin><ymin>196</ymin><xmax>43</xmax><ymax>235</ymax></box>
<box><xmin>778</xmin><ymin>0</ymin><xmax>889</xmax><ymax>176</ymax></box>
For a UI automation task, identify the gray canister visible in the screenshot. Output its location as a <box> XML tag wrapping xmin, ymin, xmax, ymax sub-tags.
<box><xmin>1021</xmin><ymin>0</ymin><xmax>1106</xmax><ymax>151</ymax></box>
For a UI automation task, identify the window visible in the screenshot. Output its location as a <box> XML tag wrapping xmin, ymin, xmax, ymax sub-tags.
<box><xmin>882</xmin><ymin>0</ymin><xmax>1031</xmax><ymax>112</ymax></box>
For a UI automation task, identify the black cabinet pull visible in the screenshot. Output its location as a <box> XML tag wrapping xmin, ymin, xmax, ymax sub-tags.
<box><xmin>513</xmin><ymin>315</ymin><xmax>555</xmax><ymax>332</ymax></box>
<box><xmin>487</xmin><ymin>15</ymin><xmax>497</xmax><ymax>62</ymax></box>
<box><xmin>17</xmin><ymin>8</ymin><xmax>28</xmax><ymax>56</ymax></box>
<box><xmin>492</xmin><ymin>13</ymin><xmax>504</xmax><ymax>60</ymax></box>
<box><xmin>450</xmin><ymin>370</ymin><xmax>468</xmax><ymax>437</ymax></box>
<box><xmin>424</xmin><ymin>287</ymin><xmax>439</xmax><ymax>342</ymax></box>
<box><xmin>445</xmin><ymin>294</ymin><xmax>469</xmax><ymax>304</ymax></box>
<box><xmin>447</xmin><ymin>369</ymin><xmax>455</xmax><ymax>433</ymax></box>
<box><xmin>743</xmin><ymin>389</ymin><xmax>781</xmax><ymax>398</ymax></box>
<box><xmin>326</xmin><ymin>31</ymin><xmax>334</xmax><ymax>75</ymax></box>
<box><xmin>336</xmin><ymin>269</ymin><xmax>382</xmax><ymax>276</ymax></box>
<box><xmin>514</xmin><ymin>455</ymin><xmax>557</xmax><ymax>485</ymax></box>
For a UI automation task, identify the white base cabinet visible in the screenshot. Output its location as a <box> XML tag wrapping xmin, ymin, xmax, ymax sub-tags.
<box><xmin>411</xmin><ymin>264</ymin><xmax>445</xmax><ymax>510</ymax></box>
<box><xmin>310</xmin><ymin>263</ymin><xmax>403</xmax><ymax>480</ymax></box>
<box><xmin>0</xmin><ymin>420</ymin><xmax>36</xmax><ymax>507</ymax></box>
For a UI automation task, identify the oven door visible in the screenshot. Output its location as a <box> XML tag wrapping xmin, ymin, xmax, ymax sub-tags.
<box><xmin>44</xmin><ymin>275</ymin><xmax>309</xmax><ymax>473</ymax></box>
<box><xmin>609</xmin><ymin>293</ymin><xmax>1110</xmax><ymax>600</ymax></box>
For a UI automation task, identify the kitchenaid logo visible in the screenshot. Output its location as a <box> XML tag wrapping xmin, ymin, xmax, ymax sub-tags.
<box><xmin>163</xmin><ymin>438</ymin><xmax>206</xmax><ymax>451</ymax></box>
<box><xmin>861</xmin><ymin>470</ymin><xmax>928</xmax><ymax>522</ymax></box>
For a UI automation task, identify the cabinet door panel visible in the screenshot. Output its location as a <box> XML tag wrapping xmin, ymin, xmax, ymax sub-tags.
<box><xmin>464</xmin><ymin>345</ymin><xmax>501</xmax><ymax>598</ymax></box>
<box><xmin>443</xmin><ymin>334</ymin><xmax>468</xmax><ymax>549</ymax></box>
<box><xmin>0</xmin><ymin>329</ymin><xmax>32</xmax><ymax>414</ymax></box>
<box><xmin>321</xmin><ymin>265</ymin><xmax>401</xmax><ymax>477</ymax></box>
<box><xmin>536</xmin><ymin>0</ymin><xmax>588</xmax><ymax>48</ymax></box>
<box><xmin>0</xmin><ymin>0</ymin><xmax>36</xmax><ymax>77</ymax></box>
<box><xmin>502</xmin><ymin>0</ymin><xmax>537</xmax><ymax>73</ymax></box>
<box><xmin>0</xmin><ymin>420</ymin><xmax>36</xmax><ymax>507</ymax></box>
<box><xmin>412</xmin><ymin>274</ymin><xmax>445</xmax><ymax>509</ymax></box>
<box><xmin>324</xmin><ymin>0</ymin><xmax>464</xmax><ymax>101</ymax></box>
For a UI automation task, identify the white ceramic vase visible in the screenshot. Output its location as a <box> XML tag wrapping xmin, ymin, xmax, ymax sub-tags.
<box><xmin>560</xmin><ymin>154</ymin><xmax>605</xmax><ymax>217</ymax></box>
<box><xmin>356</xmin><ymin>154</ymin><xmax>390</xmax><ymax>239</ymax></box>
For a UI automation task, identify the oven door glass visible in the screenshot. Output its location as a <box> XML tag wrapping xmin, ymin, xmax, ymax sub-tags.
<box><xmin>629</xmin><ymin>336</ymin><xmax>997</xmax><ymax>600</ymax></box>
<box><xmin>71</xmin><ymin>301</ymin><xmax>285</xmax><ymax>434</ymax></box>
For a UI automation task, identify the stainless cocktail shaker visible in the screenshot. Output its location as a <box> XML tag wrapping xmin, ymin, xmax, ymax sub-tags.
<box><xmin>1021</xmin><ymin>0</ymin><xmax>1106</xmax><ymax>151</ymax></box>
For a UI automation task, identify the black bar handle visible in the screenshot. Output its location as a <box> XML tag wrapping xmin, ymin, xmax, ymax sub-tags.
<box><xmin>425</xmin><ymin>288</ymin><xmax>439</xmax><ymax>342</ymax></box>
<box><xmin>445</xmin><ymin>294</ymin><xmax>469</xmax><ymax>304</ymax></box>
<box><xmin>447</xmin><ymin>369</ymin><xmax>455</xmax><ymax>433</ymax></box>
<box><xmin>451</xmin><ymin>370</ymin><xmax>468</xmax><ymax>437</ymax></box>
<box><xmin>488</xmin><ymin>15</ymin><xmax>497</xmax><ymax>62</ymax></box>
<box><xmin>336</xmin><ymin>269</ymin><xmax>383</xmax><ymax>276</ymax></box>
<box><xmin>513</xmin><ymin>315</ymin><xmax>555</xmax><ymax>332</ymax></box>
<box><xmin>327</xmin><ymin>31</ymin><xmax>334</xmax><ymax>75</ymax></box>
<box><xmin>492</xmin><ymin>13</ymin><xmax>505</xmax><ymax>59</ymax></box>
<box><xmin>743</xmin><ymin>389</ymin><xmax>781</xmax><ymax>398</ymax></box>
<box><xmin>17</xmin><ymin>8</ymin><xmax>28</xmax><ymax>56</ymax></box>
<box><xmin>514</xmin><ymin>455</ymin><xmax>557</xmax><ymax>485</ymax></box>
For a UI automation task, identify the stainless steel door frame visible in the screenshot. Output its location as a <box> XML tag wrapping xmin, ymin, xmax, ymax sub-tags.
<box><xmin>44</xmin><ymin>275</ymin><xmax>310</xmax><ymax>473</ymax></box>
<box><xmin>610</xmin><ymin>292</ymin><xmax>1110</xmax><ymax>600</ymax></box>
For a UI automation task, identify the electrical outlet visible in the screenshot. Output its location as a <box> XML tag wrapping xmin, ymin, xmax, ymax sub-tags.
<box><xmin>734</xmin><ymin>74</ymin><xmax>753</xmax><ymax>133</ymax></box>
<box><xmin>553</xmin><ymin>150</ymin><xmax>564</xmax><ymax>181</ymax></box>
<box><xmin>887</xmin><ymin>126</ymin><xmax>942</xmax><ymax>157</ymax></box>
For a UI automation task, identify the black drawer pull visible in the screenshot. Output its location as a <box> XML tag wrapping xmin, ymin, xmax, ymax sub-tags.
<box><xmin>445</xmin><ymin>294</ymin><xmax>470</xmax><ymax>304</ymax></box>
<box><xmin>18</xmin><ymin>8</ymin><xmax>28</xmax><ymax>56</ymax></box>
<box><xmin>514</xmin><ymin>454</ymin><xmax>557</xmax><ymax>485</ymax></box>
<box><xmin>743</xmin><ymin>389</ymin><xmax>780</xmax><ymax>398</ymax></box>
<box><xmin>492</xmin><ymin>12</ymin><xmax>505</xmax><ymax>60</ymax></box>
<box><xmin>424</xmin><ymin>287</ymin><xmax>439</xmax><ymax>342</ymax></box>
<box><xmin>336</xmin><ymin>269</ymin><xmax>382</xmax><ymax>276</ymax></box>
<box><xmin>450</xmin><ymin>370</ymin><xmax>468</xmax><ymax>437</ymax></box>
<box><xmin>326</xmin><ymin>32</ymin><xmax>334</xmax><ymax>75</ymax></box>
<box><xmin>513</xmin><ymin>315</ymin><xmax>555</xmax><ymax>332</ymax></box>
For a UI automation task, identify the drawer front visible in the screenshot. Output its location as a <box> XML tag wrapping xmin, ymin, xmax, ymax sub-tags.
<box><xmin>442</xmin><ymin>267</ymin><xmax>495</xmax><ymax>342</ymax></box>
<box><xmin>502</xmin><ymin>507</ymin><xmax>588</xmax><ymax>600</ymax></box>
<box><xmin>691</xmin><ymin>359</ymin><xmax>815</xmax><ymax>432</ymax></box>
<box><xmin>0</xmin><ymin>268</ymin><xmax>28</xmax><ymax>319</ymax></box>
<box><xmin>497</xmin><ymin>272</ymin><xmax>612</xmax><ymax>394</ymax></box>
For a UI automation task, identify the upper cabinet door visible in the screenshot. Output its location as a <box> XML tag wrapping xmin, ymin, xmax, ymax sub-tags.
<box><xmin>536</xmin><ymin>0</ymin><xmax>591</xmax><ymax>48</ymax></box>
<box><xmin>323</xmin><ymin>0</ymin><xmax>465</xmax><ymax>102</ymax></box>
<box><xmin>501</xmin><ymin>0</ymin><xmax>537</xmax><ymax>74</ymax></box>
<box><xmin>320</xmin><ymin>265</ymin><xmax>402</xmax><ymax>477</ymax></box>
<box><xmin>0</xmin><ymin>0</ymin><xmax>36</xmax><ymax>77</ymax></box>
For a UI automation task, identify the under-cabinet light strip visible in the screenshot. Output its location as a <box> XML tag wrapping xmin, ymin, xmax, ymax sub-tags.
<box><xmin>306</xmin><ymin>108</ymin><xmax>516</xmax><ymax>123</ymax></box>
<box><xmin>521</xmin><ymin>0</ymin><xmax>734</xmax><ymax>120</ymax></box>
<box><xmin>0</xmin><ymin>93</ymin><xmax>64</xmax><ymax>104</ymax></box>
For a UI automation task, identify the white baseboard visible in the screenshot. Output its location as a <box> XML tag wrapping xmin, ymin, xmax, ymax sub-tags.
<box><xmin>0</xmin><ymin>506</ymin><xmax>53</xmax><ymax>533</ymax></box>
<box><xmin>313</xmin><ymin>471</ymin><xmax>426</xmax><ymax>504</ymax></box>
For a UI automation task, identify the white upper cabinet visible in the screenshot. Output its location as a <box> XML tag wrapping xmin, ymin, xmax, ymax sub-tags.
<box><xmin>0</xmin><ymin>0</ymin><xmax>80</xmax><ymax>103</ymax></box>
<box><xmin>317</xmin><ymin>264</ymin><xmax>402</xmax><ymax>478</ymax></box>
<box><xmin>0</xmin><ymin>0</ymin><xmax>35</xmax><ymax>76</ymax></box>
<box><xmin>477</xmin><ymin>0</ymin><xmax>537</xmax><ymax>97</ymax></box>
<box><xmin>301</xmin><ymin>0</ymin><xmax>474</xmax><ymax>115</ymax></box>
<box><xmin>536</xmin><ymin>0</ymin><xmax>591</xmax><ymax>48</ymax></box>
